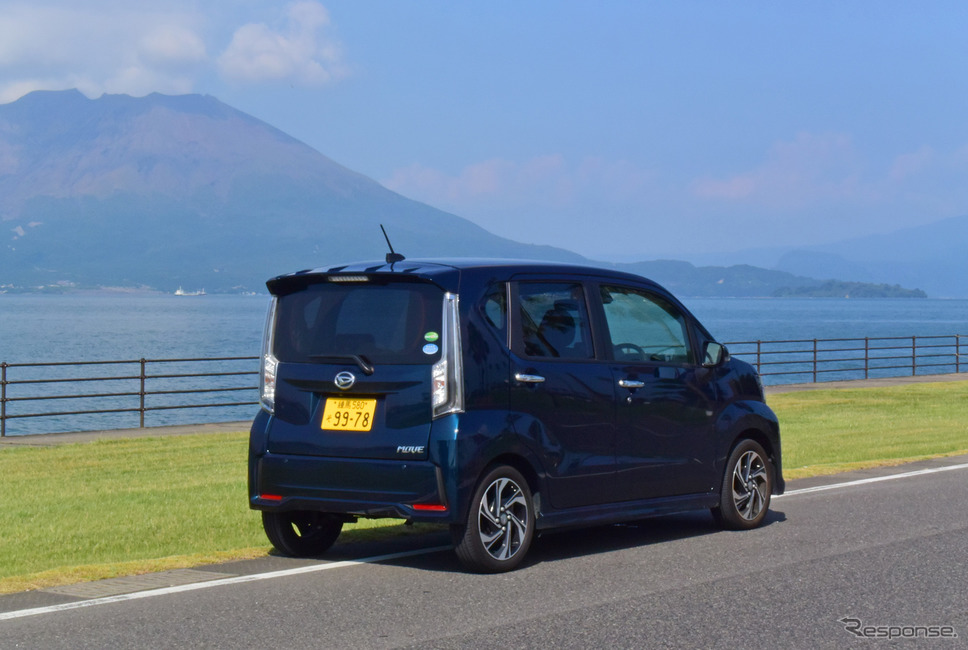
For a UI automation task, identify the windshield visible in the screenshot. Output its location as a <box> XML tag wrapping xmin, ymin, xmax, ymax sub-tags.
<box><xmin>273</xmin><ymin>280</ymin><xmax>444</xmax><ymax>365</ymax></box>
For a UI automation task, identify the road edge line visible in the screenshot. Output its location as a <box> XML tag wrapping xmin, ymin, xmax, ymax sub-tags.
<box><xmin>777</xmin><ymin>462</ymin><xmax>968</xmax><ymax>498</ymax></box>
<box><xmin>0</xmin><ymin>545</ymin><xmax>452</xmax><ymax>622</ymax></box>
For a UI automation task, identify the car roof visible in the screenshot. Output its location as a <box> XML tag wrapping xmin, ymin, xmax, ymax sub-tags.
<box><xmin>266</xmin><ymin>258</ymin><xmax>661</xmax><ymax>294</ymax></box>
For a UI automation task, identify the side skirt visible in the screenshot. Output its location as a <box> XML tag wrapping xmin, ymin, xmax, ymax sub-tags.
<box><xmin>534</xmin><ymin>492</ymin><xmax>719</xmax><ymax>531</ymax></box>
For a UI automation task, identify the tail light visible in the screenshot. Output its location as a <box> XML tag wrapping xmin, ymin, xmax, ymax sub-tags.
<box><xmin>260</xmin><ymin>298</ymin><xmax>278</xmax><ymax>413</ymax></box>
<box><xmin>432</xmin><ymin>292</ymin><xmax>464</xmax><ymax>418</ymax></box>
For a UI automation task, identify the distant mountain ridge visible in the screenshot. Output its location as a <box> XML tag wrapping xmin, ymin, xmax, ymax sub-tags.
<box><xmin>770</xmin><ymin>214</ymin><xmax>968</xmax><ymax>298</ymax></box>
<box><xmin>0</xmin><ymin>89</ymin><xmax>931</xmax><ymax>296</ymax></box>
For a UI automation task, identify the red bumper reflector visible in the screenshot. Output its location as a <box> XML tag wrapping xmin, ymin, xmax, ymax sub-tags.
<box><xmin>260</xmin><ymin>494</ymin><xmax>283</xmax><ymax>502</ymax></box>
<box><xmin>412</xmin><ymin>504</ymin><xmax>447</xmax><ymax>512</ymax></box>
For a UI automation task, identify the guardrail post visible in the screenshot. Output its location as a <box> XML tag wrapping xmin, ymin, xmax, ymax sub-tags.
<box><xmin>864</xmin><ymin>337</ymin><xmax>870</xmax><ymax>379</ymax></box>
<box><xmin>756</xmin><ymin>341</ymin><xmax>762</xmax><ymax>374</ymax></box>
<box><xmin>140</xmin><ymin>358</ymin><xmax>147</xmax><ymax>428</ymax></box>
<box><xmin>912</xmin><ymin>336</ymin><xmax>917</xmax><ymax>376</ymax></box>
<box><xmin>1</xmin><ymin>361</ymin><xmax>7</xmax><ymax>438</ymax></box>
<box><xmin>958</xmin><ymin>335</ymin><xmax>962</xmax><ymax>374</ymax></box>
<box><xmin>813</xmin><ymin>339</ymin><xmax>818</xmax><ymax>383</ymax></box>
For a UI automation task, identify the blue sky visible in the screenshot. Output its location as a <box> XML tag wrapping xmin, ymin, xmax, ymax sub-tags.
<box><xmin>2</xmin><ymin>1</ymin><xmax>967</xmax><ymax>262</ymax></box>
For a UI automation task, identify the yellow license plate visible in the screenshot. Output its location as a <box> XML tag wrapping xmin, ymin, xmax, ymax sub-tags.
<box><xmin>321</xmin><ymin>398</ymin><xmax>377</xmax><ymax>432</ymax></box>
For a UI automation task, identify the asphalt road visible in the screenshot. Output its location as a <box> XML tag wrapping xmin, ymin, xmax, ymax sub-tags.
<box><xmin>2</xmin><ymin>457</ymin><xmax>967</xmax><ymax>649</ymax></box>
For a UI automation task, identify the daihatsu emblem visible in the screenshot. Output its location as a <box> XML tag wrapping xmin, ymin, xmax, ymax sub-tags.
<box><xmin>334</xmin><ymin>371</ymin><xmax>356</xmax><ymax>390</ymax></box>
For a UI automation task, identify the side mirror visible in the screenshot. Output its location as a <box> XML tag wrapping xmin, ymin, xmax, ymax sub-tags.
<box><xmin>702</xmin><ymin>341</ymin><xmax>729</xmax><ymax>368</ymax></box>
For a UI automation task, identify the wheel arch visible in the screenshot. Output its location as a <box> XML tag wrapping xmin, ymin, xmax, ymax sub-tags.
<box><xmin>476</xmin><ymin>452</ymin><xmax>544</xmax><ymax>514</ymax></box>
<box><xmin>729</xmin><ymin>426</ymin><xmax>775</xmax><ymax>462</ymax></box>
<box><xmin>716</xmin><ymin>400</ymin><xmax>784</xmax><ymax>495</ymax></box>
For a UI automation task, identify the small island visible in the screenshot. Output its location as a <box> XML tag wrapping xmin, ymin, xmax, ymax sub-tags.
<box><xmin>773</xmin><ymin>281</ymin><xmax>927</xmax><ymax>298</ymax></box>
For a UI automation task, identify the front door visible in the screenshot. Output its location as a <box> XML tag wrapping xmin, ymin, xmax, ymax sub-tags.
<box><xmin>598</xmin><ymin>284</ymin><xmax>716</xmax><ymax>501</ymax></box>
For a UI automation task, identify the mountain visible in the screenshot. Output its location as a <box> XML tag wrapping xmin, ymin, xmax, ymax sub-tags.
<box><xmin>0</xmin><ymin>90</ymin><xmax>929</xmax><ymax>297</ymax></box>
<box><xmin>614</xmin><ymin>260</ymin><xmax>814</xmax><ymax>298</ymax></box>
<box><xmin>770</xmin><ymin>214</ymin><xmax>968</xmax><ymax>298</ymax></box>
<box><xmin>0</xmin><ymin>90</ymin><xmax>586</xmax><ymax>291</ymax></box>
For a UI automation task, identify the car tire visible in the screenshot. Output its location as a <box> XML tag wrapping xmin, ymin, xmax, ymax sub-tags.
<box><xmin>452</xmin><ymin>465</ymin><xmax>535</xmax><ymax>573</ymax></box>
<box><xmin>712</xmin><ymin>439</ymin><xmax>772</xmax><ymax>530</ymax></box>
<box><xmin>262</xmin><ymin>510</ymin><xmax>343</xmax><ymax>557</ymax></box>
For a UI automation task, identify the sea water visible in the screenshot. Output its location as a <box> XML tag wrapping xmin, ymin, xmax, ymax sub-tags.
<box><xmin>1</xmin><ymin>293</ymin><xmax>966</xmax><ymax>435</ymax></box>
<box><xmin>0</xmin><ymin>293</ymin><xmax>269</xmax><ymax>435</ymax></box>
<box><xmin>683</xmin><ymin>297</ymin><xmax>968</xmax><ymax>343</ymax></box>
<box><xmin>0</xmin><ymin>293</ymin><xmax>269</xmax><ymax>364</ymax></box>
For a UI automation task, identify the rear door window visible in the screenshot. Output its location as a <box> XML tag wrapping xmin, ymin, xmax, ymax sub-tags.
<box><xmin>273</xmin><ymin>281</ymin><xmax>443</xmax><ymax>364</ymax></box>
<box><xmin>515</xmin><ymin>282</ymin><xmax>594</xmax><ymax>359</ymax></box>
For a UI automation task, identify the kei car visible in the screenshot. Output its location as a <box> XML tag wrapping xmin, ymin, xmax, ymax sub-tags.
<box><xmin>249</xmin><ymin>258</ymin><xmax>783</xmax><ymax>572</ymax></box>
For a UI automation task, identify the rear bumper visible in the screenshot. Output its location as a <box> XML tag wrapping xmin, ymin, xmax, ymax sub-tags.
<box><xmin>249</xmin><ymin>452</ymin><xmax>455</xmax><ymax>522</ymax></box>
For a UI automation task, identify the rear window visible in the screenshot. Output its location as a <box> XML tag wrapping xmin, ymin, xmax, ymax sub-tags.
<box><xmin>273</xmin><ymin>281</ymin><xmax>444</xmax><ymax>365</ymax></box>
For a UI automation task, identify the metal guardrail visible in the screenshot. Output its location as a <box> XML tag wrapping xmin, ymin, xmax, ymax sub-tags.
<box><xmin>1</xmin><ymin>335</ymin><xmax>966</xmax><ymax>436</ymax></box>
<box><xmin>1</xmin><ymin>356</ymin><xmax>259</xmax><ymax>437</ymax></box>
<box><xmin>725</xmin><ymin>334</ymin><xmax>966</xmax><ymax>384</ymax></box>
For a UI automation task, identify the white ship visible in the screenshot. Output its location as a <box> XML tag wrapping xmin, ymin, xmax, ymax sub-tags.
<box><xmin>174</xmin><ymin>287</ymin><xmax>206</xmax><ymax>296</ymax></box>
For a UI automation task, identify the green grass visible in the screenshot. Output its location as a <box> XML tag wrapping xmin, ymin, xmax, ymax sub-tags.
<box><xmin>0</xmin><ymin>433</ymin><xmax>413</xmax><ymax>594</ymax></box>
<box><xmin>769</xmin><ymin>381</ymin><xmax>968</xmax><ymax>478</ymax></box>
<box><xmin>1</xmin><ymin>380</ymin><xmax>967</xmax><ymax>594</ymax></box>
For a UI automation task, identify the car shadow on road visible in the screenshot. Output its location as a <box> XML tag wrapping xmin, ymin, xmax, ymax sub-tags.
<box><xmin>347</xmin><ymin>508</ymin><xmax>788</xmax><ymax>574</ymax></box>
<box><xmin>524</xmin><ymin>509</ymin><xmax>788</xmax><ymax>568</ymax></box>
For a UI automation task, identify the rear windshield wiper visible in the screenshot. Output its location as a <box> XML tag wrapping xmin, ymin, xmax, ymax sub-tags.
<box><xmin>308</xmin><ymin>354</ymin><xmax>375</xmax><ymax>376</ymax></box>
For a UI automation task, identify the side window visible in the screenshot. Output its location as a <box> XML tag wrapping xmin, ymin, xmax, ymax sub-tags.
<box><xmin>516</xmin><ymin>282</ymin><xmax>593</xmax><ymax>359</ymax></box>
<box><xmin>482</xmin><ymin>285</ymin><xmax>508</xmax><ymax>333</ymax></box>
<box><xmin>600</xmin><ymin>285</ymin><xmax>691</xmax><ymax>364</ymax></box>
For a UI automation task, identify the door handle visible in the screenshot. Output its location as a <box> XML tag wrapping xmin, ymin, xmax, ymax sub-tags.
<box><xmin>514</xmin><ymin>373</ymin><xmax>546</xmax><ymax>384</ymax></box>
<box><xmin>618</xmin><ymin>379</ymin><xmax>645</xmax><ymax>389</ymax></box>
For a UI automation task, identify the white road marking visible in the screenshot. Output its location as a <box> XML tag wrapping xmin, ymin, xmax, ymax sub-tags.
<box><xmin>777</xmin><ymin>462</ymin><xmax>968</xmax><ymax>498</ymax></box>
<box><xmin>4</xmin><ymin>461</ymin><xmax>968</xmax><ymax>623</ymax></box>
<box><xmin>0</xmin><ymin>545</ymin><xmax>451</xmax><ymax>622</ymax></box>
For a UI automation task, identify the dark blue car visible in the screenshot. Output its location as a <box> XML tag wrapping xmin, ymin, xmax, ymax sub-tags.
<box><xmin>249</xmin><ymin>259</ymin><xmax>783</xmax><ymax>572</ymax></box>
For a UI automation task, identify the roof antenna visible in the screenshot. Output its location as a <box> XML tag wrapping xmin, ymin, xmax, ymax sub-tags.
<box><xmin>381</xmin><ymin>224</ymin><xmax>406</xmax><ymax>264</ymax></box>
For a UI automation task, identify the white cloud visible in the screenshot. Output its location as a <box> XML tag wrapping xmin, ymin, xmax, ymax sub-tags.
<box><xmin>384</xmin><ymin>159</ymin><xmax>523</xmax><ymax>203</ymax></box>
<box><xmin>691</xmin><ymin>133</ymin><xmax>968</xmax><ymax>229</ymax></box>
<box><xmin>216</xmin><ymin>1</ymin><xmax>346</xmax><ymax>85</ymax></box>
<box><xmin>0</xmin><ymin>5</ymin><xmax>92</xmax><ymax>67</ymax></box>
<box><xmin>102</xmin><ymin>65</ymin><xmax>197</xmax><ymax>98</ymax></box>
<box><xmin>0</xmin><ymin>3</ymin><xmax>210</xmax><ymax>101</ymax></box>
<box><xmin>380</xmin><ymin>154</ymin><xmax>664</xmax><ymax>256</ymax></box>
<box><xmin>887</xmin><ymin>145</ymin><xmax>942</xmax><ymax>185</ymax></box>
<box><xmin>0</xmin><ymin>79</ymin><xmax>52</xmax><ymax>105</ymax></box>
<box><xmin>0</xmin><ymin>1</ymin><xmax>346</xmax><ymax>102</ymax></box>
<box><xmin>383</xmin><ymin>155</ymin><xmax>656</xmax><ymax>210</ymax></box>
<box><xmin>139</xmin><ymin>24</ymin><xmax>207</xmax><ymax>69</ymax></box>
<box><xmin>692</xmin><ymin>132</ymin><xmax>867</xmax><ymax>207</ymax></box>
<box><xmin>382</xmin><ymin>153</ymin><xmax>669</xmax><ymax>259</ymax></box>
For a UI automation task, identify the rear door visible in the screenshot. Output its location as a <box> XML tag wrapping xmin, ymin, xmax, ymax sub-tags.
<box><xmin>508</xmin><ymin>280</ymin><xmax>619</xmax><ymax>509</ymax></box>
<box><xmin>266</xmin><ymin>277</ymin><xmax>444</xmax><ymax>460</ymax></box>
